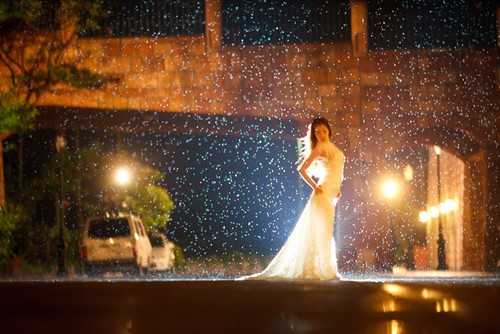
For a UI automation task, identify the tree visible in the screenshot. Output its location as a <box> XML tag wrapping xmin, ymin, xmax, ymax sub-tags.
<box><xmin>0</xmin><ymin>203</ymin><xmax>27</xmax><ymax>268</ymax></box>
<box><xmin>29</xmin><ymin>145</ymin><xmax>106</xmax><ymax>218</ymax></box>
<box><xmin>23</xmin><ymin>145</ymin><xmax>106</xmax><ymax>267</ymax></box>
<box><xmin>0</xmin><ymin>0</ymin><xmax>107</xmax><ymax>102</ymax></box>
<box><xmin>0</xmin><ymin>0</ymin><xmax>113</xmax><ymax>205</ymax></box>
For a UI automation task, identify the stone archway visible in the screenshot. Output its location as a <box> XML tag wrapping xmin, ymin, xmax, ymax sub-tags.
<box><xmin>394</xmin><ymin>126</ymin><xmax>489</xmax><ymax>271</ymax></box>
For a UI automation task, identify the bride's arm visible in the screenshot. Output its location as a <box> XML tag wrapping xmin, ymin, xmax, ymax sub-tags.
<box><xmin>298</xmin><ymin>148</ymin><xmax>321</xmax><ymax>191</ymax></box>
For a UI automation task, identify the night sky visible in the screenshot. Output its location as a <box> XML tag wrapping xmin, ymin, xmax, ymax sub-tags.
<box><xmin>92</xmin><ymin>0</ymin><xmax>497</xmax><ymax>48</ymax></box>
<box><xmin>368</xmin><ymin>0</ymin><xmax>497</xmax><ymax>50</ymax></box>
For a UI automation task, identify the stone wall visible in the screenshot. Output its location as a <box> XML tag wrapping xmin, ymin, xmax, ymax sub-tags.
<box><xmin>222</xmin><ymin>43</ymin><xmax>358</xmax><ymax>119</ymax></box>
<box><xmin>34</xmin><ymin>36</ymin><xmax>226</xmax><ymax>113</ymax></box>
<box><xmin>7</xmin><ymin>36</ymin><xmax>490</xmax><ymax>153</ymax></box>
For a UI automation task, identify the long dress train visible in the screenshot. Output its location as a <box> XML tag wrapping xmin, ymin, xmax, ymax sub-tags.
<box><xmin>240</xmin><ymin>142</ymin><xmax>345</xmax><ymax>281</ymax></box>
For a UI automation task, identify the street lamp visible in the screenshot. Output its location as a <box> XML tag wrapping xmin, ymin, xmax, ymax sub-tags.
<box><xmin>401</xmin><ymin>164</ymin><xmax>416</xmax><ymax>270</ymax></box>
<box><xmin>109</xmin><ymin>165</ymin><xmax>133</xmax><ymax>214</ymax></box>
<box><xmin>434</xmin><ymin>145</ymin><xmax>447</xmax><ymax>271</ymax></box>
<box><xmin>403</xmin><ymin>165</ymin><xmax>414</xmax><ymax>182</ymax></box>
<box><xmin>55</xmin><ymin>134</ymin><xmax>66</xmax><ymax>277</ymax></box>
<box><xmin>419</xmin><ymin>211</ymin><xmax>430</xmax><ymax>223</ymax></box>
<box><xmin>380</xmin><ymin>177</ymin><xmax>401</xmax><ymax>271</ymax></box>
<box><xmin>430</xmin><ymin>206</ymin><xmax>439</xmax><ymax>218</ymax></box>
<box><xmin>114</xmin><ymin>166</ymin><xmax>132</xmax><ymax>187</ymax></box>
<box><xmin>440</xmin><ymin>199</ymin><xmax>458</xmax><ymax>214</ymax></box>
<box><xmin>381</xmin><ymin>178</ymin><xmax>400</xmax><ymax>200</ymax></box>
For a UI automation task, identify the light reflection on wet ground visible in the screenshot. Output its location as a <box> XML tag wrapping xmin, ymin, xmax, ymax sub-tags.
<box><xmin>1</xmin><ymin>274</ymin><xmax>499</xmax><ymax>333</ymax></box>
<box><xmin>3</xmin><ymin>271</ymin><xmax>499</xmax><ymax>283</ymax></box>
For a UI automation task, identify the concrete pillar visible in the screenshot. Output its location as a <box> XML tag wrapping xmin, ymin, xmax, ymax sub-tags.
<box><xmin>205</xmin><ymin>0</ymin><xmax>222</xmax><ymax>53</ymax></box>
<box><xmin>350</xmin><ymin>0</ymin><xmax>368</xmax><ymax>57</ymax></box>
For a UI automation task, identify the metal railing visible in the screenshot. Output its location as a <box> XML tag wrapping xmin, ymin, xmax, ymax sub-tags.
<box><xmin>82</xmin><ymin>0</ymin><xmax>205</xmax><ymax>37</ymax></box>
<box><xmin>222</xmin><ymin>0</ymin><xmax>351</xmax><ymax>45</ymax></box>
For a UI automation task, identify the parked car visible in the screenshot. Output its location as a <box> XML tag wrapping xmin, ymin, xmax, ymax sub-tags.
<box><xmin>148</xmin><ymin>233</ymin><xmax>175</xmax><ymax>272</ymax></box>
<box><xmin>81</xmin><ymin>214</ymin><xmax>152</xmax><ymax>276</ymax></box>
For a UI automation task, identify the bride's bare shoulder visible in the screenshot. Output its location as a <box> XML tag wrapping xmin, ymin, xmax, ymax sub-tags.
<box><xmin>326</xmin><ymin>142</ymin><xmax>345</xmax><ymax>159</ymax></box>
<box><xmin>328</xmin><ymin>142</ymin><xmax>342</xmax><ymax>152</ymax></box>
<box><xmin>322</xmin><ymin>142</ymin><xmax>335</xmax><ymax>152</ymax></box>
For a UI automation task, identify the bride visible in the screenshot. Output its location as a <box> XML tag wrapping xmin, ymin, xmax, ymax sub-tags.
<box><xmin>240</xmin><ymin>117</ymin><xmax>345</xmax><ymax>280</ymax></box>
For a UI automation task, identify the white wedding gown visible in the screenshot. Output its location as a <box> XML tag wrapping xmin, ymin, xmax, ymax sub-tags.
<box><xmin>241</xmin><ymin>142</ymin><xmax>345</xmax><ymax>281</ymax></box>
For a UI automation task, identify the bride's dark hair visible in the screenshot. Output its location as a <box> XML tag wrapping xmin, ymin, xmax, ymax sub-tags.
<box><xmin>309</xmin><ymin>117</ymin><xmax>332</xmax><ymax>150</ymax></box>
<box><xmin>297</xmin><ymin>117</ymin><xmax>332</xmax><ymax>167</ymax></box>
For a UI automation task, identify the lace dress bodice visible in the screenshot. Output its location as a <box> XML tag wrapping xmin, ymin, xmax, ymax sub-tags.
<box><xmin>313</xmin><ymin>142</ymin><xmax>345</xmax><ymax>198</ymax></box>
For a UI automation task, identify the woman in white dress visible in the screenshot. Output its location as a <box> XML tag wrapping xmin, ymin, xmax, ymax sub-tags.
<box><xmin>240</xmin><ymin>117</ymin><xmax>345</xmax><ymax>280</ymax></box>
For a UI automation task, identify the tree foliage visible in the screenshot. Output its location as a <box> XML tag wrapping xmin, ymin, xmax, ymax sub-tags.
<box><xmin>0</xmin><ymin>203</ymin><xmax>27</xmax><ymax>266</ymax></box>
<box><xmin>29</xmin><ymin>145</ymin><xmax>106</xmax><ymax>218</ymax></box>
<box><xmin>104</xmin><ymin>155</ymin><xmax>175</xmax><ymax>232</ymax></box>
<box><xmin>122</xmin><ymin>178</ymin><xmax>175</xmax><ymax>232</ymax></box>
<box><xmin>0</xmin><ymin>0</ymin><xmax>113</xmax><ymax>132</ymax></box>
<box><xmin>0</xmin><ymin>91</ymin><xmax>38</xmax><ymax>133</ymax></box>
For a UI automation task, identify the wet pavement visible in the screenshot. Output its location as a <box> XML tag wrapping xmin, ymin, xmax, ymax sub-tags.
<box><xmin>1</xmin><ymin>275</ymin><xmax>499</xmax><ymax>333</ymax></box>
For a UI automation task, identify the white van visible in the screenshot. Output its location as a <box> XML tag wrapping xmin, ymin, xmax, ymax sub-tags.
<box><xmin>81</xmin><ymin>214</ymin><xmax>152</xmax><ymax>276</ymax></box>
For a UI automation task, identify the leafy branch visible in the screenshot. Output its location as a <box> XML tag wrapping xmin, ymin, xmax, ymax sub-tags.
<box><xmin>0</xmin><ymin>0</ymin><xmax>115</xmax><ymax>133</ymax></box>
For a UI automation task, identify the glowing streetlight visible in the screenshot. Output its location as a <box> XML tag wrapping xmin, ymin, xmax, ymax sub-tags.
<box><xmin>379</xmin><ymin>176</ymin><xmax>412</xmax><ymax>270</ymax></box>
<box><xmin>430</xmin><ymin>206</ymin><xmax>439</xmax><ymax>218</ymax></box>
<box><xmin>55</xmin><ymin>135</ymin><xmax>66</xmax><ymax>153</ymax></box>
<box><xmin>433</xmin><ymin>145</ymin><xmax>442</xmax><ymax>156</ymax></box>
<box><xmin>439</xmin><ymin>199</ymin><xmax>459</xmax><ymax>214</ymax></box>
<box><xmin>419</xmin><ymin>211</ymin><xmax>430</xmax><ymax>223</ymax></box>
<box><xmin>403</xmin><ymin>165</ymin><xmax>414</xmax><ymax>181</ymax></box>
<box><xmin>114</xmin><ymin>167</ymin><xmax>132</xmax><ymax>186</ymax></box>
<box><xmin>439</xmin><ymin>201</ymin><xmax>450</xmax><ymax>214</ymax></box>
<box><xmin>381</xmin><ymin>178</ymin><xmax>400</xmax><ymax>200</ymax></box>
<box><xmin>448</xmin><ymin>199</ymin><xmax>459</xmax><ymax>212</ymax></box>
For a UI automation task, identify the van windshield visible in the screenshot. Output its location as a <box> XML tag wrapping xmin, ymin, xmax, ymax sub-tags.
<box><xmin>149</xmin><ymin>235</ymin><xmax>165</xmax><ymax>248</ymax></box>
<box><xmin>88</xmin><ymin>218</ymin><xmax>131</xmax><ymax>239</ymax></box>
